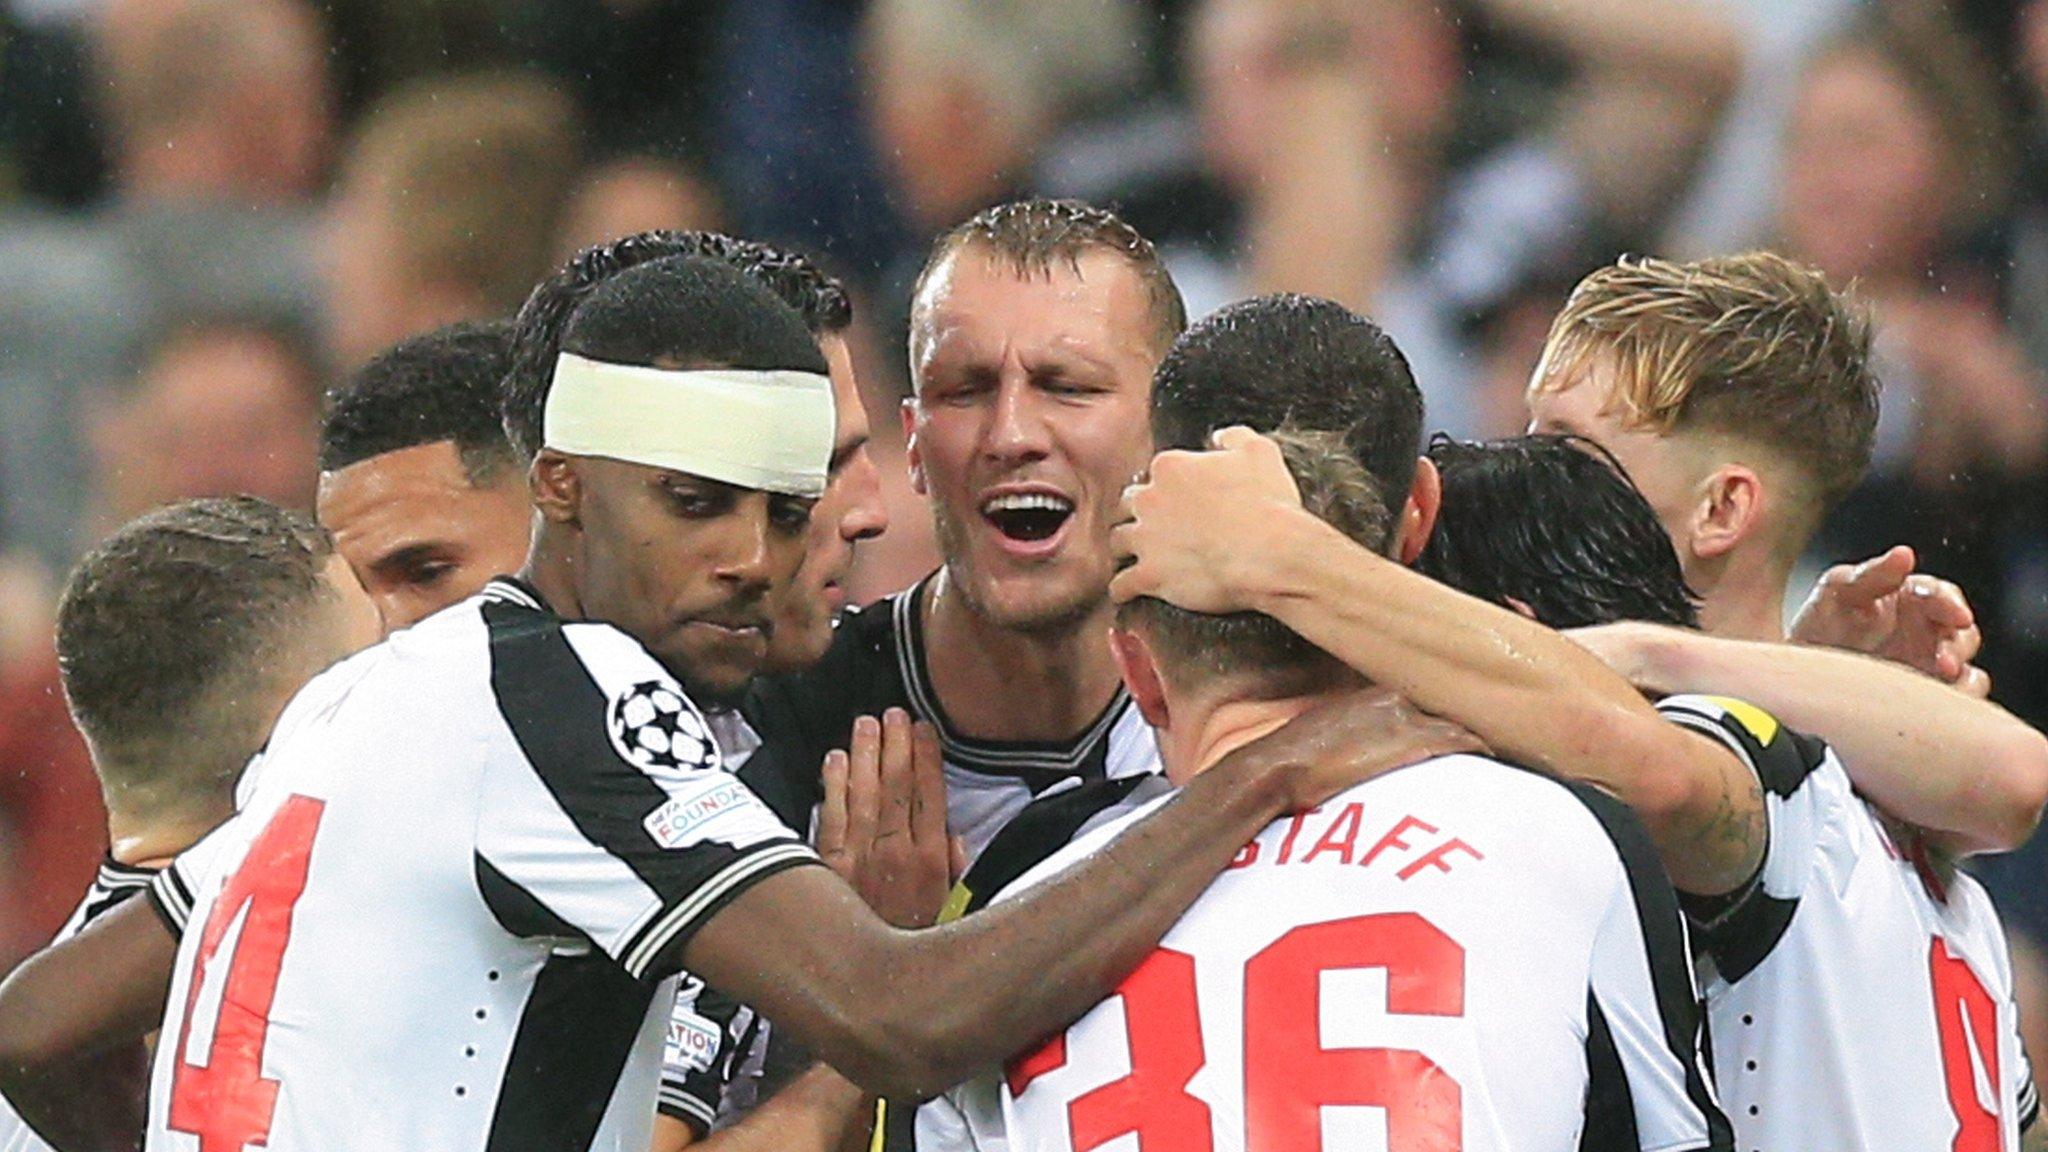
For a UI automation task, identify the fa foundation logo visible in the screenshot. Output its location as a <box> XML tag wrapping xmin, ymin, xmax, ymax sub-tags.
<box><xmin>607</xmin><ymin>679</ymin><xmax>717</xmax><ymax>778</ymax></box>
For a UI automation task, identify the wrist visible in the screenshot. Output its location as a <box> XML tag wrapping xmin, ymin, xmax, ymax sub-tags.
<box><xmin>1239</xmin><ymin>505</ymin><xmax>1348</xmax><ymax>617</ymax></box>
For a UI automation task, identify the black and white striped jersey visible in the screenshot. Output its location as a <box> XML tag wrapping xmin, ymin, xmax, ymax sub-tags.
<box><xmin>141</xmin><ymin>578</ymin><xmax>818</xmax><ymax>1152</ymax></box>
<box><xmin>0</xmin><ymin>858</ymin><xmax>156</xmax><ymax>1152</ymax></box>
<box><xmin>742</xmin><ymin>572</ymin><xmax>1163</xmax><ymax>881</ymax></box>
<box><xmin>944</xmin><ymin>754</ymin><xmax>1732</xmax><ymax>1152</ymax></box>
<box><xmin>1658</xmin><ymin>694</ymin><xmax>2039</xmax><ymax>1151</ymax></box>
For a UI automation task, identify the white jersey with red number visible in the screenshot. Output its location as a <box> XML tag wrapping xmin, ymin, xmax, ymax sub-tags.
<box><xmin>971</xmin><ymin>753</ymin><xmax>1731</xmax><ymax>1152</ymax></box>
<box><xmin>141</xmin><ymin>579</ymin><xmax>817</xmax><ymax>1152</ymax></box>
<box><xmin>1658</xmin><ymin>695</ymin><xmax>2039</xmax><ymax>1151</ymax></box>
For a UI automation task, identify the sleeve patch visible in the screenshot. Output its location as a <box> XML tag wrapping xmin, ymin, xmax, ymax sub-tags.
<box><xmin>665</xmin><ymin>1009</ymin><xmax>723</xmax><ymax>1075</ymax></box>
<box><xmin>1698</xmin><ymin>695</ymin><xmax>1780</xmax><ymax>746</ymax></box>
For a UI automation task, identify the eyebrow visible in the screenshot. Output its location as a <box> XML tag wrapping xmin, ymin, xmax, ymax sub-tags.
<box><xmin>829</xmin><ymin>432</ymin><xmax>870</xmax><ymax>474</ymax></box>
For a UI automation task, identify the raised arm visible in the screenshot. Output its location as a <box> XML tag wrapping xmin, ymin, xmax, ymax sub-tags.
<box><xmin>1108</xmin><ymin>428</ymin><xmax>1764</xmax><ymax>897</ymax></box>
<box><xmin>1571</xmin><ymin>621</ymin><xmax>2048</xmax><ymax>856</ymax></box>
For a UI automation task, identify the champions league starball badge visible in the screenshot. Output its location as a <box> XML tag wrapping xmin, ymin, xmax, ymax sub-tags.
<box><xmin>607</xmin><ymin>680</ymin><xmax>717</xmax><ymax>776</ymax></box>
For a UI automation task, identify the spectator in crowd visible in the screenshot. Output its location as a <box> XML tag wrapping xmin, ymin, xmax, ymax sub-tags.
<box><xmin>84</xmin><ymin>313</ymin><xmax>325</xmax><ymax>538</ymax></box>
<box><xmin>0</xmin><ymin>0</ymin><xmax>332</xmax><ymax>572</ymax></box>
<box><xmin>322</xmin><ymin>71</ymin><xmax>580</xmax><ymax>368</ymax></box>
<box><xmin>555</xmin><ymin>154</ymin><xmax>727</xmax><ymax>263</ymax></box>
<box><xmin>1106</xmin><ymin>0</ymin><xmax>1741</xmax><ymax>436</ymax></box>
<box><xmin>862</xmin><ymin>0</ymin><xmax>1147</xmax><ymax>244</ymax></box>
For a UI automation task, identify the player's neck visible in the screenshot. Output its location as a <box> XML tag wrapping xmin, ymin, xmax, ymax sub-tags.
<box><xmin>1696</xmin><ymin>552</ymin><xmax>1792</xmax><ymax>643</ymax></box>
<box><xmin>920</xmin><ymin>575</ymin><xmax>1125</xmax><ymax>744</ymax></box>
<box><xmin>1173</xmin><ymin>686</ymin><xmax>1378</xmax><ymax>787</ymax></box>
<box><xmin>520</xmin><ymin>532</ymin><xmax>584</xmax><ymax>621</ymax></box>
<box><xmin>106</xmin><ymin>810</ymin><xmax>222</xmax><ymax>870</ymax></box>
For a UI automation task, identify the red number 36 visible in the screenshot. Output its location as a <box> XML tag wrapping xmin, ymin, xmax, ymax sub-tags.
<box><xmin>1010</xmin><ymin>912</ymin><xmax>1466</xmax><ymax>1151</ymax></box>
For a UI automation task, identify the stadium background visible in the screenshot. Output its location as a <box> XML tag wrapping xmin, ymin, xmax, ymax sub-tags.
<box><xmin>0</xmin><ymin>0</ymin><xmax>2043</xmax><ymax>1036</ymax></box>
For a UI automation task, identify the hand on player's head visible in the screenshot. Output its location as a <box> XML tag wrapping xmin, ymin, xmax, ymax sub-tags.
<box><xmin>1108</xmin><ymin>426</ymin><xmax>1305</xmax><ymax>615</ymax></box>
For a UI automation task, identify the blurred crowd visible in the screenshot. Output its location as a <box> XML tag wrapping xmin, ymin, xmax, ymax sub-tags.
<box><xmin>0</xmin><ymin>0</ymin><xmax>2046</xmax><ymax>970</ymax></box>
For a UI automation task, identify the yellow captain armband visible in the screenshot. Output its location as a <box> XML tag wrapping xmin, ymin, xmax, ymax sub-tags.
<box><xmin>1699</xmin><ymin>695</ymin><xmax>1780</xmax><ymax>746</ymax></box>
<box><xmin>937</xmin><ymin>880</ymin><xmax>973</xmax><ymax>925</ymax></box>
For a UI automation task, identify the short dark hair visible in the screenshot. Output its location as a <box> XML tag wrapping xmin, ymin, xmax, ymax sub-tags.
<box><xmin>1120</xmin><ymin>429</ymin><xmax>1392</xmax><ymax>699</ymax></box>
<box><xmin>1418</xmin><ymin>434</ymin><xmax>1701</xmax><ymax>629</ymax></box>
<box><xmin>912</xmin><ymin>197</ymin><xmax>1187</xmax><ymax>361</ymax></box>
<box><xmin>1152</xmin><ymin>293</ymin><xmax>1423</xmax><ymax>508</ymax></box>
<box><xmin>56</xmin><ymin>497</ymin><xmax>341</xmax><ymax>820</ymax></box>
<box><xmin>320</xmin><ymin>320</ymin><xmax>519</xmax><ymax>482</ymax></box>
<box><xmin>553</xmin><ymin>253</ymin><xmax>825</xmax><ymax>388</ymax></box>
<box><xmin>504</xmin><ymin>231</ymin><xmax>853</xmax><ymax>459</ymax></box>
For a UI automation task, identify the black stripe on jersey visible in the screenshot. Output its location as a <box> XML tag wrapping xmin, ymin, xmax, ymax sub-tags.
<box><xmin>893</xmin><ymin>578</ymin><xmax>1135</xmax><ymax>778</ymax></box>
<box><xmin>2021</xmin><ymin>1070</ymin><xmax>2040</xmax><ymax>1132</ymax></box>
<box><xmin>484</xmin><ymin>950</ymin><xmax>655</xmax><ymax>1152</ymax></box>
<box><xmin>481</xmin><ymin>599</ymin><xmax>817</xmax><ymax>980</ymax></box>
<box><xmin>147</xmin><ymin>867</ymin><xmax>194</xmax><ymax>933</ymax></box>
<box><xmin>477</xmin><ymin>856</ymin><xmax>588</xmax><ymax>941</ymax></box>
<box><xmin>1684</xmin><ymin>885</ymin><xmax>1797</xmax><ymax>986</ymax></box>
<box><xmin>958</xmin><ymin>775</ymin><xmax>1149</xmax><ymax>915</ymax></box>
<box><xmin>1562</xmin><ymin>779</ymin><xmax>1734</xmax><ymax>1151</ymax></box>
<box><xmin>1581</xmin><ymin>994</ymin><xmax>1639</xmax><ymax>1152</ymax></box>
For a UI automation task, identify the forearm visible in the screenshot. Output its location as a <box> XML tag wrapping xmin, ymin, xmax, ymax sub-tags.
<box><xmin>1251</xmin><ymin>512</ymin><xmax>1655</xmax><ymax>785</ymax></box>
<box><xmin>1238</xmin><ymin>513</ymin><xmax>1759</xmax><ymax>891</ymax></box>
<box><xmin>687</xmin><ymin>1065</ymin><xmax>871</xmax><ymax>1152</ymax></box>
<box><xmin>1617</xmin><ymin>623</ymin><xmax>2048</xmax><ymax>853</ymax></box>
<box><xmin>691</xmin><ymin>757</ymin><xmax>1290</xmax><ymax>1099</ymax></box>
<box><xmin>0</xmin><ymin>899</ymin><xmax>171</xmax><ymax>1146</ymax></box>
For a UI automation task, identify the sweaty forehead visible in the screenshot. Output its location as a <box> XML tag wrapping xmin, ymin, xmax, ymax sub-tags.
<box><xmin>913</xmin><ymin>248</ymin><xmax>1156</xmax><ymax>373</ymax></box>
<box><xmin>318</xmin><ymin>441</ymin><xmax>503</xmax><ymax>548</ymax></box>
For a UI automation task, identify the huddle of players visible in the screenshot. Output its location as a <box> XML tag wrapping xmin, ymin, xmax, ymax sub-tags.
<box><xmin>0</xmin><ymin>198</ymin><xmax>2043</xmax><ymax>1152</ymax></box>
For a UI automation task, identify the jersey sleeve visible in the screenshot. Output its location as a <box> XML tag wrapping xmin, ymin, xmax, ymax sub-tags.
<box><xmin>656</xmin><ymin>974</ymin><xmax>748</xmax><ymax>1135</ymax></box>
<box><xmin>145</xmin><ymin>816</ymin><xmax>243</xmax><ymax>934</ymax></box>
<box><xmin>1656</xmin><ymin>694</ymin><xmax>1830</xmax><ymax>984</ymax></box>
<box><xmin>473</xmin><ymin>610</ymin><xmax>819</xmax><ymax>981</ymax></box>
<box><xmin>1569</xmin><ymin>781</ymin><xmax>1734</xmax><ymax>1152</ymax></box>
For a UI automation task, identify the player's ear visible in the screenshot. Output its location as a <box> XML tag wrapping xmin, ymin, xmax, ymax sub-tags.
<box><xmin>1108</xmin><ymin>626</ymin><xmax>1170</xmax><ymax>730</ymax></box>
<box><xmin>529</xmin><ymin>449</ymin><xmax>583</xmax><ymax>527</ymax></box>
<box><xmin>901</xmin><ymin>398</ymin><xmax>927</xmax><ymax>497</ymax></box>
<box><xmin>1395</xmin><ymin>455</ymin><xmax>1441</xmax><ymax>566</ymax></box>
<box><xmin>1690</xmin><ymin>463</ymin><xmax>1761</xmax><ymax>561</ymax></box>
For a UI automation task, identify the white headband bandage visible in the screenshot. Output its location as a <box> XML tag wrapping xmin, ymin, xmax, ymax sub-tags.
<box><xmin>543</xmin><ymin>353</ymin><xmax>836</xmax><ymax>498</ymax></box>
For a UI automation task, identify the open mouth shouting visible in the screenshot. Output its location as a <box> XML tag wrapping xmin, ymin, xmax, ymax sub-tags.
<box><xmin>980</xmin><ymin>487</ymin><xmax>1076</xmax><ymax>556</ymax></box>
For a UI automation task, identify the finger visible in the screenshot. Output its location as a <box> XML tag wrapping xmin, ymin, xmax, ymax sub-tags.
<box><xmin>1108</xmin><ymin>562</ymin><xmax>1157</xmax><ymax>606</ymax></box>
<box><xmin>1831</xmin><ymin>545</ymin><xmax>1915</xmax><ymax>601</ymax></box>
<box><xmin>878</xmin><ymin>707</ymin><xmax>916</xmax><ymax>835</ymax></box>
<box><xmin>1955</xmin><ymin>664</ymin><xmax>1993</xmax><ymax>699</ymax></box>
<box><xmin>1948</xmin><ymin>621</ymin><xmax>1984</xmax><ymax>666</ymax></box>
<box><xmin>1210</xmin><ymin>425</ymin><xmax>1265</xmax><ymax>452</ymax></box>
<box><xmin>1906</xmin><ymin>576</ymin><xmax>1976</xmax><ymax>631</ymax></box>
<box><xmin>846</xmin><ymin>714</ymin><xmax>883</xmax><ymax>848</ymax></box>
<box><xmin>909</xmin><ymin>720</ymin><xmax>948</xmax><ymax>850</ymax></box>
<box><xmin>816</xmin><ymin>749</ymin><xmax>850</xmax><ymax>857</ymax></box>
<box><xmin>1109</xmin><ymin>520</ymin><xmax>1138</xmax><ymax>564</ymax></box>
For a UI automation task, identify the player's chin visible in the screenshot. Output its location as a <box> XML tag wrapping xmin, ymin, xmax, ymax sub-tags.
<box><xmin>971</xmin><ymin>565</ymin><xmax>1105</xmax><ymax>632</ymax></box>
<box><xmin>665</xmin><ymin>627</ymin><xmax>768</xmax><ymax>705</ymax></box>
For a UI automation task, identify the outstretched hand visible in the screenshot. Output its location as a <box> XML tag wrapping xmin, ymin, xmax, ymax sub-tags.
<box><xmin>1213</xmin><ymin>689</ymin><xmax>1489</xmax><ymax>813</ymax></box>
<box><xmin>1111</xmin><ymin>426</ymin><xmax>1309</xmax><ymax>615</ymax></box>
<box><xmin>816</xmin><ymin>709</ymin><xmax>961</xmax><ymax>928</ymax></box>
<box><xmin>1790</xmin><ymin>546</ymin><xmax>1988</xmax><ymax>696</ymax></box>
